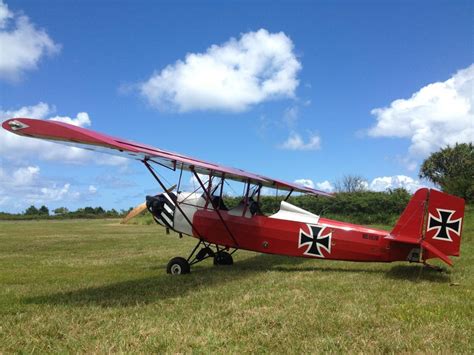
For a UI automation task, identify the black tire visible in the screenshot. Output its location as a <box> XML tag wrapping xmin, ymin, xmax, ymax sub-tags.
<box><xmin>167</xmin><ymin>257</ymin><xmax>190</xmax><ymax>274</ymax></box>
<box><xmin>213</xmin><ymin>251</ymin><xmax>233</xmax><ymax>266</ymax></box>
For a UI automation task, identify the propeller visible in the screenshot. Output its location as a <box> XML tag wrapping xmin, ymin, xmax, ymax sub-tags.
<box><xmin>121</xmin><ymin>184</ymin><xmax>177</xmax><ymax>224</ymax></box>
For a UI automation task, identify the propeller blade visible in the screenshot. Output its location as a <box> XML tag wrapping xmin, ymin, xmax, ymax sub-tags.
<box><xmin>121</xmin><ymin>202</ymin><xmax>147</xmax><ymax>224</ymax></box>
<box><xmin>165</xmin><ymin>184</ymin><xmax>177</xmax><ymax>193</ymax></box>
<box><xmin>121</xmin><ymin>184</ymin><xmax>177</xmax><ymax>224</ymax></box>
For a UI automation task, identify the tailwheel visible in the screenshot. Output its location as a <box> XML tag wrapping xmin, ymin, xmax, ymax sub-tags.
<box><xmin>167</xmin><ymin>257</ymin><xmax>190</xmax><ymax>275</ymax></box>
<box><xmin>214</xmin><ymin>251</ymin><xmax>233</xmax><ymax>266</ymax></box>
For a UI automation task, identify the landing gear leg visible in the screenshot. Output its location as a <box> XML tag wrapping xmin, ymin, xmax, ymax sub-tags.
<box><xmin>166</xmin><ymin>239</ymin><xmax>237</xmax><ymax>275</ymax></box>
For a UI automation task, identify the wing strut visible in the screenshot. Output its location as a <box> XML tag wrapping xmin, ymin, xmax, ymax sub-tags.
<box><xmin>284</xmin><ymin>188</ymin><xmax>294</xmax><ymax>201</ymax></box>
<box><xmin>143</xmin><ymin>159</ymin><xmax>204</xmax><ymax>239</ymax></box>
<box><xmin>191</xmin><ymin>168</ymin><xmax>240</xmax><ymax>248</ymax></box>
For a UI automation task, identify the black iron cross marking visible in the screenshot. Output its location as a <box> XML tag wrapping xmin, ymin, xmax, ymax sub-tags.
<box><xmin>427</xmin><ymin>208</ymin><xmax>462</xmax><ymax>242</ymax></box>
<box><xmin>298</xmin><ymin>224</ymin><xmax>332</xmax><ymax>258</ymax></box>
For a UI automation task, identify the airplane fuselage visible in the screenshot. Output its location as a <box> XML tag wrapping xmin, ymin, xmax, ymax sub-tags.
<box><xmin>192</xmin><ymin>209</ymin><xmax>414</xmax><ymax>263</ymax></box>
<box><xmin>148</xmin><ymin>191</ymin><xmax>416</xmax><ymax>264</ymax></box>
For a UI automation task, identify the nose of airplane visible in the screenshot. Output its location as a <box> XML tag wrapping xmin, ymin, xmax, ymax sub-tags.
<box><xmin>146</xmin><ymin>193</ymin><xmax>175</xmax><ymax>228</ymax></box>
<box><xmin>146</xmin><ymin>194</ymin><xmax>166</xmax><ymax>216</ymax></box>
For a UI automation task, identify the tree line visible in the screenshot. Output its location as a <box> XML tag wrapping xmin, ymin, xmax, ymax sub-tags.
<box><xmin>0</xmin><ymin>189</ymin><xmax>411</xmax><ymax>224</ymax></box>
<box><xmin>0</xmin><ymin>205</ymin><xmax>130</xmax><ymax>220</ymax></box>
<box><xmin>223</xmin><ymin>188</ymin><xmax>412</xmax><ymax>224</ymax></box>
<box><xmin>0</xmin><ymin>143</ymin><xmax>471</xmax><ymax>223</ymax></box>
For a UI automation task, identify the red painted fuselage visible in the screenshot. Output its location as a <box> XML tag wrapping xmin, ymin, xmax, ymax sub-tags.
<box><xmin>192</xmin><ymin>210</ymin><xmax>408</xmax><ymax>263</ymax></box>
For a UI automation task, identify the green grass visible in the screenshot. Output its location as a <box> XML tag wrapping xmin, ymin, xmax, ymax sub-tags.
<box><xmin>0</xmin><ymin>209</ymin><xmax>473</xmax><ymax>353</ymax></box>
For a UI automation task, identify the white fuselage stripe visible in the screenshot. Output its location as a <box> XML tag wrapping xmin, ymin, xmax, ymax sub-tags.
<box><xmin>164</xmin><ymin>203</ymin><xmax>173</xmax><ymax>215</ymax></box>
<box><xmin>161</xmin><ymin>213</ymin><xmax>173</xmax><ymax>226</ymax></box>
<box><xmin>163</xmin><ymin>193</ymin><xmax>174</xmax><ymax>205</ymax></box>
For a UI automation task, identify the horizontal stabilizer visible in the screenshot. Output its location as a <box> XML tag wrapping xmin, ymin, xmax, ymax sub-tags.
<box><xmin>421</xmin><ymin>241</ymin><xmax>453</xmax><ymax>266</ymax></box>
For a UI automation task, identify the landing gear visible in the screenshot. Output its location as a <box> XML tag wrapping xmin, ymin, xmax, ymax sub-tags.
<box><xmin>167</xmin><ymin>257</ymin><xmax>190</xmax><ymax>274</ymax></box>
<box><xmin>196</xmin><ymin>246</ymin><xmax>215</xmax><ymax>261</ymax></box>
<box><xmin>214</xmin><ymin>251</ymin><xmax>233</xmax><ymax>265</ymax></box>
<box><xmin>166</xmin><ymin>240</ymin><xmax>237</xmax><ymax>275</ymax></box>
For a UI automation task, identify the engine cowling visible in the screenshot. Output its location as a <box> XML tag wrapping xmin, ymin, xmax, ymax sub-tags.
<box><xmin>146</xmin><ymin>192</ymin><xmax>177</xmax><ymax>228</ymax></box>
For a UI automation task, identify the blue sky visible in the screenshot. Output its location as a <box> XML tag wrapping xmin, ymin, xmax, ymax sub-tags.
<box><xmin>0</xmin><ymin>0</ymin><xmax>472</xmax><ymax>213</ymax></box>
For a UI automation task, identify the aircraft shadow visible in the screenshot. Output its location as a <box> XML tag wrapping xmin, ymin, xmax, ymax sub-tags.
<box><xmin>384</xmin><ymin>264</ymin><xmax>451</xmax><ymax>283</ymax></box>
<box><xmin>24</xmin><ymin>255</ymin><xmax>449</xmax><ymax>307</ymax></box>
<box><xmin>24</xmin><ymin>254</ymin><xmax>302</xmax><ymax>307</ymax></box>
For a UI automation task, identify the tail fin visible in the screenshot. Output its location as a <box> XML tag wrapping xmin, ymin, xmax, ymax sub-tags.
<box><xmin>389</xmin><ymin>188</ymin><xmax>465</xmax><ymax>266</ymax></box>
<box><xmin>424</xmin><ymin>189</ymin><xmax>465</xmax><ymax>261</ymax></box>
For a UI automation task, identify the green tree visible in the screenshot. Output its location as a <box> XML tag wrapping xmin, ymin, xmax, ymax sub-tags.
<box><xmin>419</xmin><ymin>143</ymin><xmax>474</xmax><ymax>202</ymax></box>
<box><xmin>94</xmin><ymin>207</ymin><xmax>105</xmax><ymax>215</ymax></box>
<box><xmin>107</xmin><ymin>209</ymin><xmax>119</xmax><ymax>217</ymax></box>
<box><xmin>83</xmin><ymin>207</ymin><xmax>95</xmax><ymax>214</ymax></box>
<box><xmin>24</xmin><ymin>205</ymin><xmax>39</xmax><ymax>215</ymax></box>
<box><xmin>53</xmin><ymin>207</ymin><xmax>69</xmax><ymax>215</ymax></box>
<box><xmin>38</xmin><ymin>205</ymin><xmax>49</xmax><ymax>216</ymax></box>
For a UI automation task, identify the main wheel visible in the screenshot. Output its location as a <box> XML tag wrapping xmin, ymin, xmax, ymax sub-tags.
<box><xmin>213</xmin><ymin>251</ymin><xmax>233</xmax><ymax>266</ymax></box>
<box><xmin>167</xmin><ymin>257</ymin><xmax>190</xmax><ymax>274</ymax></box>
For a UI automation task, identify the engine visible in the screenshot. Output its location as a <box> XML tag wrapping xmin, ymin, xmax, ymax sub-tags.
<box><xmin>146</xmin><ymin>192</ymin><xmax>177</xmax><ymax>228</ymax></box>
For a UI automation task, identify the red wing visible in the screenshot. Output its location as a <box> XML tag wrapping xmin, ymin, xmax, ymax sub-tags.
<box><xmin>2</xmin><ymin>118</ymin><xmax>333</xmax><ymax>197</ymax></box>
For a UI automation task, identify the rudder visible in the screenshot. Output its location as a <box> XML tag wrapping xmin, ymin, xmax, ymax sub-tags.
<box><xmin>389</xmin><ymin>188</ymin><xmax>465</xmax><ymax>266</ymax></box>
<box><xmin>424</xmin><ymin>189</ymin><xmax>465</xmax><ymax>260</ymax></box>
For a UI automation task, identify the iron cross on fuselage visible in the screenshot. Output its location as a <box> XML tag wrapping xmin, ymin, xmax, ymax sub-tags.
<box><xmin>298</xmin><ymin>224</ymin><xmax>332</xmax><ymax>258</ymax></box>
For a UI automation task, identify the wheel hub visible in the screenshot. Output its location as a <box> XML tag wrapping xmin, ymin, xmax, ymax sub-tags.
<box><xmin>171</xmin><ymin>264</ymin><xmax>182</xmax><ymax>274</ymax></box>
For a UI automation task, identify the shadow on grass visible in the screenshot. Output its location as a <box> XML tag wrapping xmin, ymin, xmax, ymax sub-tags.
<box><xmin>385</xmin><ymin>264</ymin><xmax>451</xmax><ymax>283</ymax></box>
<box><xmin>271</xmin><ymin>266</ymin><xmax>383</xmax><ymax>274</ymax></box>
<box><xmin>24</xmin><ymin>253</ymin><xmax>300</xmax><ymax>307</ymax></box>
<box><xmin>24</xmin><ymin>255</ymin><xmax>448</xmax><ymax>307</ymax></box>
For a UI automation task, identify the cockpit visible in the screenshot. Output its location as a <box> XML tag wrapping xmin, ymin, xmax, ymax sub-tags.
<box><xmin>222</xmin><ymin>184</ymin><xmax>262</xmax><ymax>218</ymax></box>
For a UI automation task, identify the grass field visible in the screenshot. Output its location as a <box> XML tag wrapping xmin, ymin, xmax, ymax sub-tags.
<box><xmin>0</xmin><ymin>209</ymin><xmax>473</xmax><ymax>353</ymax></box>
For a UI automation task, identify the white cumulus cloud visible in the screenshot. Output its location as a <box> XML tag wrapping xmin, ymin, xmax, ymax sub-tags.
<box><xmin>369</xmin><ymin>175</ymin><xmax>426</xmax><ymax>193</ymax></box>
<box><xmin>0</xmin><ymin>165</ymin><xmax>81</xmax><ymax>209</ymax></box>
<box><xmin>50</xmin><ymin>112</ymin><xmax>91</xmax><ymax>127</ymax></box>
<box><xmin>294</xmin><ymin>179</ymin><xmax>315</xmax><ymax>189</ymax></box>
<box><xmin>189</xmin><ymin>173</ymin><xmax>209</xmax><ymax>190</ymax></box>
<box><xmin>9</xmin><ymin>165</ymin><xmax>39</xmax><ymax>186</ymax></box>
<box><xmin>315</xmin><ymin>180</ymin><xmax>334</xmax><ymax>192</ymax></box>
<box><xmin>294</xmin><ymin>179</ymin><xmax>334</xmax><ymax>192</ymax></box>
<box><xmin>38</xmin><ymin>183</ymin><xmax>77</xmax><ymax>202</ymax></box>
<box><xmin>281</xmin><ymin>131</ymin><xmax>321</xmax><ymax>151</ymax></box>
<box><xmin>369</xmin><ymin>64</ymin><xmax>474</xmax><ymax>157</ymax></box>
<box><xmin>294</xmin><ymin>176</ymin><xmax>423</xmax><ymax>194</ymax></box>
<box><xmin>139</xmin><ymin>29</ymin><xmax>301</xmax><ymax>112</ymax></box>
<box><xmin>0</xmin><ymin>0</ymin><xmax>60</xmax><ymax>80</ymax></box>
<box><xmin>0</xmin><ymin>102</ymin><xmax>125</xmax><ymax>165</ymax></box>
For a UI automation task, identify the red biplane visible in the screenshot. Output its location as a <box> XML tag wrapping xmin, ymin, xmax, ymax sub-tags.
<box><xmin>2</xmin><ymin>118</ymin><xmax>465</xmax><ymax>274</ymax></box>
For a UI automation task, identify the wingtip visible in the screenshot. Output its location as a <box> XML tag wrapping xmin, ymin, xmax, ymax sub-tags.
<box><xmin>2</xmin><ymin>118</ymin><xmax>31</xmax><ymax>132</ymax></box>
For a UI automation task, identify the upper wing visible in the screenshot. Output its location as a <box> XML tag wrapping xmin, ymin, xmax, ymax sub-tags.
<box><xmin>2</xmin><ymin>118</ymin><xmax>333</xmax><ymax>197</ymax></box>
